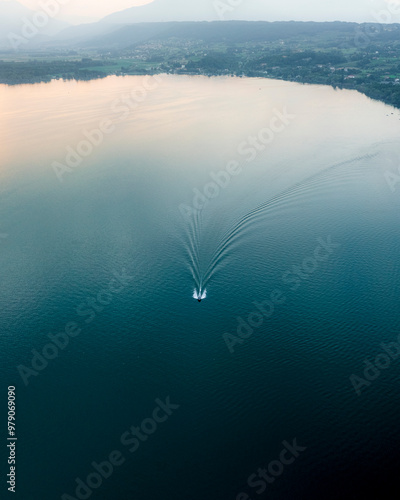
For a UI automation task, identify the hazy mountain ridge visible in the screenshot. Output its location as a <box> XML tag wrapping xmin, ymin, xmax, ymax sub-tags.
<box><xmin>0</xmin><ymin>0</ymin><xmax>70</xmax><ymax>48</ymax></box>
<box><xmin>15</xmin><ymin>18</ymin><xmax>400</xmax><ymax>52</ymax></box>
<box><xmin>55</xmin><ymin>20</ymin><xmax>367</xmax><ymax>51</ymax></box>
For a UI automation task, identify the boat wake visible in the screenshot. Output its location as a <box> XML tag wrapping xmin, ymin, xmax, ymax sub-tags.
<box><xmin>181</xmin><ymin>152</ymin><xmax>377</xmax><ymax>300</ymax></box>
<box><xmin>193</xmin><ymin>288</ymin><xmax>207</xmax><ymax>302</ymax></box>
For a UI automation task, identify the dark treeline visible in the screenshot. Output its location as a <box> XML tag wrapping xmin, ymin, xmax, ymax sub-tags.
<box><xmin>0</xmin><ymin>59</ymin><xmax>105</xmax><ymax>84</ymax></box>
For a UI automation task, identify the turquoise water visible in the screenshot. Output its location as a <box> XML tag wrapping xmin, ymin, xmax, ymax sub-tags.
<box><xmin>1</xmin><ymin>75</ymin><xmax>400</xmax><ymax>499</ymax></box>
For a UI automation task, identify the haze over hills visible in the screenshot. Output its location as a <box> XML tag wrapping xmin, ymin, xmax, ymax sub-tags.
<box><xmin>45</xmin><ymin>21</ymin><xmax>121</xmax><ymax>46</ymax></box>
<box><xmin>96</xmin><ymin>0</ymin><xmax>389</xmax><ymax>24</ymax></box>
<box><xmin>64</xmin><ymin>20</ymin><xmax>360</xmax><ymax>51</ymax></box>
<box><xmin>0</xmin><ymin>0</ymin><xmax>70</xmax><ymax>48</ymax></box>
<box><xmin>1</xmin><ymin>0</ymin><xmax>398</xmax><ymax>51</ymax></box>
<box><xmin>101</xmin><ymin>0</ymin><xmax>223</xmax><ymax>24</ymax></box>
<box><xmin>42</xmin><ymin>0</ymin><xmax>222</xmax><ymax>46</ymax></box>
<box><xmin>5</xmin><ymin>15</ymin><xmax>400</xmax><ymax>54</ymax></box>
<box><xmin>42</xmin><ymin>19</ymin><xmax>400</xmax><ymax>52</ymax></box>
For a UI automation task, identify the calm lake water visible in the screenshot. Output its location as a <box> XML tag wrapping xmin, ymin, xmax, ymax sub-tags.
<box><xmin>1</xmin><ymin>75</ymin><xmax>400</xmax><ymax>499</ymax></box>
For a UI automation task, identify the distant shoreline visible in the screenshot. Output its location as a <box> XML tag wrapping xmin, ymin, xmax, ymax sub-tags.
<box><xmin>1</xmin><ymin>19</ymin><xmax>400</xmax><ymax>108</ymax></box>
<box><xmin>1</xmin><ymin>66</ymin><xmax>399</xmax><ymax>110</ymax></box>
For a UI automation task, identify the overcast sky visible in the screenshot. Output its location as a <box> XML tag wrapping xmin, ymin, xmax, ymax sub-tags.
<box><xmin>3</xmin><ymin>0</ymin><xmax>400</xmax><ymax>24</ymax></box>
